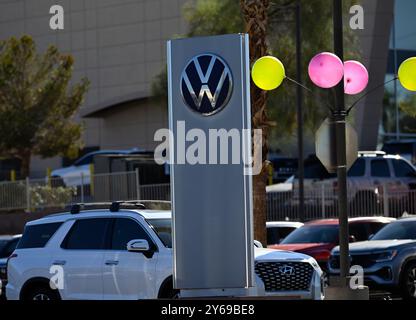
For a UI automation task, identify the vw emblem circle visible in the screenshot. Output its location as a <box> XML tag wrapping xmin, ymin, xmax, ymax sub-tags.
<box><xmin>180</xmin><ymin>54</ymin><xmax>233</xmax><ymax>116</ymax></box>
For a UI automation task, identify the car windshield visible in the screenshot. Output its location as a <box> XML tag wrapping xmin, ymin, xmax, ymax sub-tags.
<box><xmin>371</xmin><ymin>221</ymin><xmax>416</xmax><ymax>240</ymax></box>
<box><xmin>0</xmin><ymin>239</ymin><xmax>11</xmax><ymax>258</ymax></box>
<box><xmin>281</xmin><ymin>225</ymin><xmax>339</xmax><ymax>244</ymax></box>
<box><xmin>147</xmin><ymin>219</ymin><xmax>172</xmax><ymax>248</ymax></box>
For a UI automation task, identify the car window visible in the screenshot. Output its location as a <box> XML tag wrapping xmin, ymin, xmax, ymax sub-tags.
<box><xmin>17</xmin><ymin>223</ymin><xmax>63</xmax><ymax>249</ymax></box>
<box><xmin>368</xmin><ymin>222</ymin><xmax>389</xmax><ymax>236</ymax></box>
<box><xmin>111</xmin><ymin>218</ymin><xmax>152</xmax><ymax>251</ymax></box>
<box><xmin>62</xmin><ymin>218</ymin><xmax>111</xmax><ymax>250</ymax></box>
<box><xmin>349</xmin><ymin>223</ymin><xmax>369</xmax><ymax>241</ymax></box>
<box><xmin>281</xmin><ymin>225</ymin><xmax>339</xmax><ymax>244</ymax></box>
<box><xmin>147</xmin><ymin>219</ymin><xmax>172</xmax><ymax>248</ymax></box>
<box><xmin>372</xmin><ymin>221</ymin><xmax>416</xmax><ymax>240</ymax></box>
<box><xmin>73</xmin><ymin>154</ymin><xmax>93</xmax><ymax>166</ymax></box>
<box><xmin>278</xmin><ymin>227</ymin><xmax>296</xmax><ymax>241</ymax></box>
<box><xmin>392</xmin><ymin>160</ymin><xmax>416</xmax><ymax>178</ymax></box>
<box><xmin>348</xmin><ymin>158</ymin><xmax>365</xmax><ymax>177</ymax></box>
<box><xmin>371</xmin><ymin>159</ymin><xmax>390</xmax><ymax>177</ymax></box>
<box><xmin>1</xmin><ymin>238</ymin><xmax>20</xmax><ymax>258</ymax></box>
<box><xmin>267</xmin><ymin>227</ymin><xmax>280</xmax><ymax>245</ymax></box>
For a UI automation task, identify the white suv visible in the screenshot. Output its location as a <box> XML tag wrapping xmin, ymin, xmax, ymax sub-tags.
<box><xmin>6</xmin><ymin>202</ymin><xmax>324</xmax><ymax>300</ymax></box>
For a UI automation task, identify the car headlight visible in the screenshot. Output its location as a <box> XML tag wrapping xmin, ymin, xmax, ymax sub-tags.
<box><xmin>374</xmin><ymin>250</ymin><xmax>397</xmax><ymax>262</ymax></box>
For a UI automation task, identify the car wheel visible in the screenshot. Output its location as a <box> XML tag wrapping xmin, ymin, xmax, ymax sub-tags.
<box><xmin>159</xmin><ymin>279</ymin><xmax>180</xmax><ymax>299</ymax></box>
<box><xmin>400</xmin><ymin>262</ymin><xmax>416</xmax><ymax>300</ymax></box>
<box><xmin>26</xmin><ymin>287</ymin><xmax>60</xmax><ymax>301</ymax></box>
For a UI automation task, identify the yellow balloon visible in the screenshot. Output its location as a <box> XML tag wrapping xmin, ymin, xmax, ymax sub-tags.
<box><xmin>251</xmin><ymin>56</ymin><xmax>285</xmax><ymax>91</ymax></box>
<box><xmin>399</xmin><ymin>57</ymin><xmax>416</xmax><ymax>91</ymax></box>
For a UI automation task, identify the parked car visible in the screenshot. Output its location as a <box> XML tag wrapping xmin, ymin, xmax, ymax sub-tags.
<box><xmin>292</xmin><ymin>152</ymin><xmax>416</xmax><ymax>210</ymax></box>
<box><xmin>7</xmin><ymin>203</ymin><xmax>324</xmax><ymax>300</ymax></box>
<box><xmin>266</xmin><ymin>176</ymin><xmax>294</xmax><ymax>193</ymax></box>
<box><xmin>0</xmin><ymin>234</ymin><xmax>21</xmax><ymax>298</ymax></box>
<box><xmin>269</xmin><ymin>157</ymin><xmax>298</xmax><ymax>184</ymax></box>
<box><xmin>329</xmin><ymin>217</ymin><xmax>416</xmax><ymax>300</ymax></box>
<box><xmin>382</xmin><ymin>139</ymin><xmax>416</xmax><ymax>164</ymax></box>
<box><xmin>266</xmin><ymin>221</ymin><xmax>303</xmax><ymax>245</ymax></box>
<box><xmin>268</xmin><ymin>217</ymin><xmax>395</xmax><ymax>271</ymax></box>
<box><xmin>51</xmin><ymin>148</ymin><xmax>144</xmax><ymax>187</ymax></box>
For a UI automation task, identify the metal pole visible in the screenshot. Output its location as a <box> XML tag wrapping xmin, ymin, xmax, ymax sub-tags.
<box><xmin>80</xmin><ymin>173</ymin><xmax>85</xmax><ymax>203</ymax></box>
<box><xmin>25</xmin><ymin>177</ymin><xmax>30</xmax><ymax>212</ymax></box>
<box><xmin>296</xmin><ymin>0</ymin><xmax>305</xmax><ymax>223</ymax></box>
<box><xmin>333</xmin><ymin>0</ymin><xmax>350</xmax><ymax>285</ymax></box>
<box><xmin>321</xmin><ymin>184</ymin><xmax>325</xmax><ymax>219</ymax></box>
<box><xmin>135</xmin><ymin>168</ymin><xmax>141</xmax><ymax>200</ymax></box>
<box><xmin>392</xmin><ymin>10</ymin><xmax>399</xmax><ymax>141</ymax></box>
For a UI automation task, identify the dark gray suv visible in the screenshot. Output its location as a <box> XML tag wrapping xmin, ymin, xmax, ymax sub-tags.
<box><xmin>328</xmin><ymin>217</ymin><xmax>416</xmax><ymax>300</ymax></box>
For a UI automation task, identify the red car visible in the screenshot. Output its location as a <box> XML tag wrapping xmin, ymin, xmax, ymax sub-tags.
<box><xmin>268</xmin><ymin>217</ymin><xmax>395</xmax><ymax>270</ymax></box>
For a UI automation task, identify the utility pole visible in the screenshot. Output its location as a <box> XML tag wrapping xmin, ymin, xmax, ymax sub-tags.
<box><xmin>295</xmin><ymin>0</ymin><xmax>305</xmax><ymax>223</ymax></box>
<box><xmin>332</xmin><ymin>0</ymin><xmax>350</xmax><ymax>286</ymax></box>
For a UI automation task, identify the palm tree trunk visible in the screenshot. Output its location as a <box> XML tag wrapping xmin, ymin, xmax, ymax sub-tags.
<box><xmin>240</xmin><ymin>0</ymin><xmax>270</xmax><ymax>246</ymax></box>
<box><xmin>18</xmin><ymin>150</ymin><xmax>31</xmax><ymax>178</ymax></box>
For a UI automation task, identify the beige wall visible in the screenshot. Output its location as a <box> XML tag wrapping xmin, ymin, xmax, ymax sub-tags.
<box><xmin>99</xmin><ymin>99</ymin><xmax>168</xmax><ymax>150</ymax></box>
<box><xmin>0</xmin><ymin>0</ymin><xmax>189</xmax><ymax>174</ymax></box>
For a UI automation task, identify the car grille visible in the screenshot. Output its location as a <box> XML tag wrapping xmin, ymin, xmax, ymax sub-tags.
<box><xmin>254</xmin><ymin>262</ymin><xmax>314</xmax><ymax>292</ymax></box>
<box><xmin>329</xmin><ymin>254</ymin><xmax>376</xmax><ymax>269</ymax></box>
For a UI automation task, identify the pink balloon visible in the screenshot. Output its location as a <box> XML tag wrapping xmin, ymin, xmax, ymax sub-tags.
<box><xmin>308</xmin><ymin>52</ymin><xmax>344</xmax><ymax>88</ymax></box>
<box><xmin>343</xmin><ymin>60</ymin><xmax>369</xmax><ymax>95</ymax></box>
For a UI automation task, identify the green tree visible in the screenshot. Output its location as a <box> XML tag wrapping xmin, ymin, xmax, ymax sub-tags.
<box><xmin>0</xmin><ymin>35</ymin><xmax>89</xmax><ymax>177</ymax></box>
<box><xmin>153</xmin><ymin>0</ymin><xmax>359</xmax><ymax>244</ymax></box>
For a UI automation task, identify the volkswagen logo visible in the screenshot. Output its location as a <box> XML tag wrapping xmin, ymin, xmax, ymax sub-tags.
<box><xmin>278</xmin><ymin>265</ymin><xmax>295</xmax><ymax>276</ymax></box>
<box><xmin>181</xmin><ymin>54</ymin><xmax>233</xmax><ymax>116</ymax></box>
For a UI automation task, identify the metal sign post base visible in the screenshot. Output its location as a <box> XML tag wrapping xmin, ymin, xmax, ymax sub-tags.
<box><xmin>325</xmin><ymin>277</ymin><xmax>369</xmax><ymax>300</ymax></box>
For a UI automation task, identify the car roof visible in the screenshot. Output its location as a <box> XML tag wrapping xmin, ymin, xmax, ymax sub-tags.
<box><xmin>266</xmin><ymin>221</ymin><xmax>303</xmax><ymax>228</ymax></box>
<box><xmin>27</xmin><ymin>209</ymin><xmax>172</xmax><ymax>226</ymax></box>
<box><xmin>305</xmin><ymin>216</ymin><xmax>395</xmax><ymax>226</ymax></box>
<box><xmin>397</xmin><ymin>216</ymin><xmax>416</xmax><ymax>222</ymax></box>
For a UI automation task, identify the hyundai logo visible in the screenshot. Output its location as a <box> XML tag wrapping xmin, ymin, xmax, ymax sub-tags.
<box><xmin>181</xmin><ymin>54</ymin><xmax>233</xmax><ymax>116</ymax></box>
<box><xmin>279</xmin><ymin>265</ymin><xmax>295</xmax><ymax>276</ymax></box>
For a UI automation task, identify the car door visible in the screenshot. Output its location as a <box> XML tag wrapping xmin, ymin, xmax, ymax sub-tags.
<box><xmin>102</xmin><ymin>217</ymin><xmax>158</xmax><ymax>300</ymax></box>
<box><xmin>57</xmin><ymin>218</ymin><xmax>112</xmax><ymax>300</ymax></box>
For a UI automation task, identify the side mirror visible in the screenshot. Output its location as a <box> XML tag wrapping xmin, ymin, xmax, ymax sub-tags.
<box><xmin>349</xmin><ymin>235</ymin><xmax>356</xmax><ymax>243</ymax></box>
<box><xmin>254</xmin><ymin>240</ymin><xmax>263</xmax><ymax>248</ymax></box>
<box><xmin>127</xmin><ymin>239</ymin><xmax>150</xmax><ymax>252</ymax></box>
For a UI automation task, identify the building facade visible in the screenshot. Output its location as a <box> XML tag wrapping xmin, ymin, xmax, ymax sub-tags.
<box><xmin>0</xmin><ymin>0</ymin><xmax>405</xmax><ymax>177</ymax></box>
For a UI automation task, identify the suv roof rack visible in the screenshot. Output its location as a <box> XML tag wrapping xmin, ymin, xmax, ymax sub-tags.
<box><xmin>358</xmin><ymin>151</ymin><xmax>386</xmax><ymax>156</ymax></box>
<box><xmin>70</xmin><ymin>201</ymin><xmax>146</xmax><ymax>214</ymax></box>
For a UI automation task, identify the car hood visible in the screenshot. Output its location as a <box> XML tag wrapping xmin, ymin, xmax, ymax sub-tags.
<box><xmin>268</xmin><ymin>243</ymin><xmax>334</xmax><ymax>253</ymax></box>
<box><xmin>332</xmin><ymin>239</ymin><xmax>416</xmax><ymax>254</ymax></box>
<box><xmin>254</xmin><ymin>247</ymin><xmax>313</xmax><ymax>262</ymax></box>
